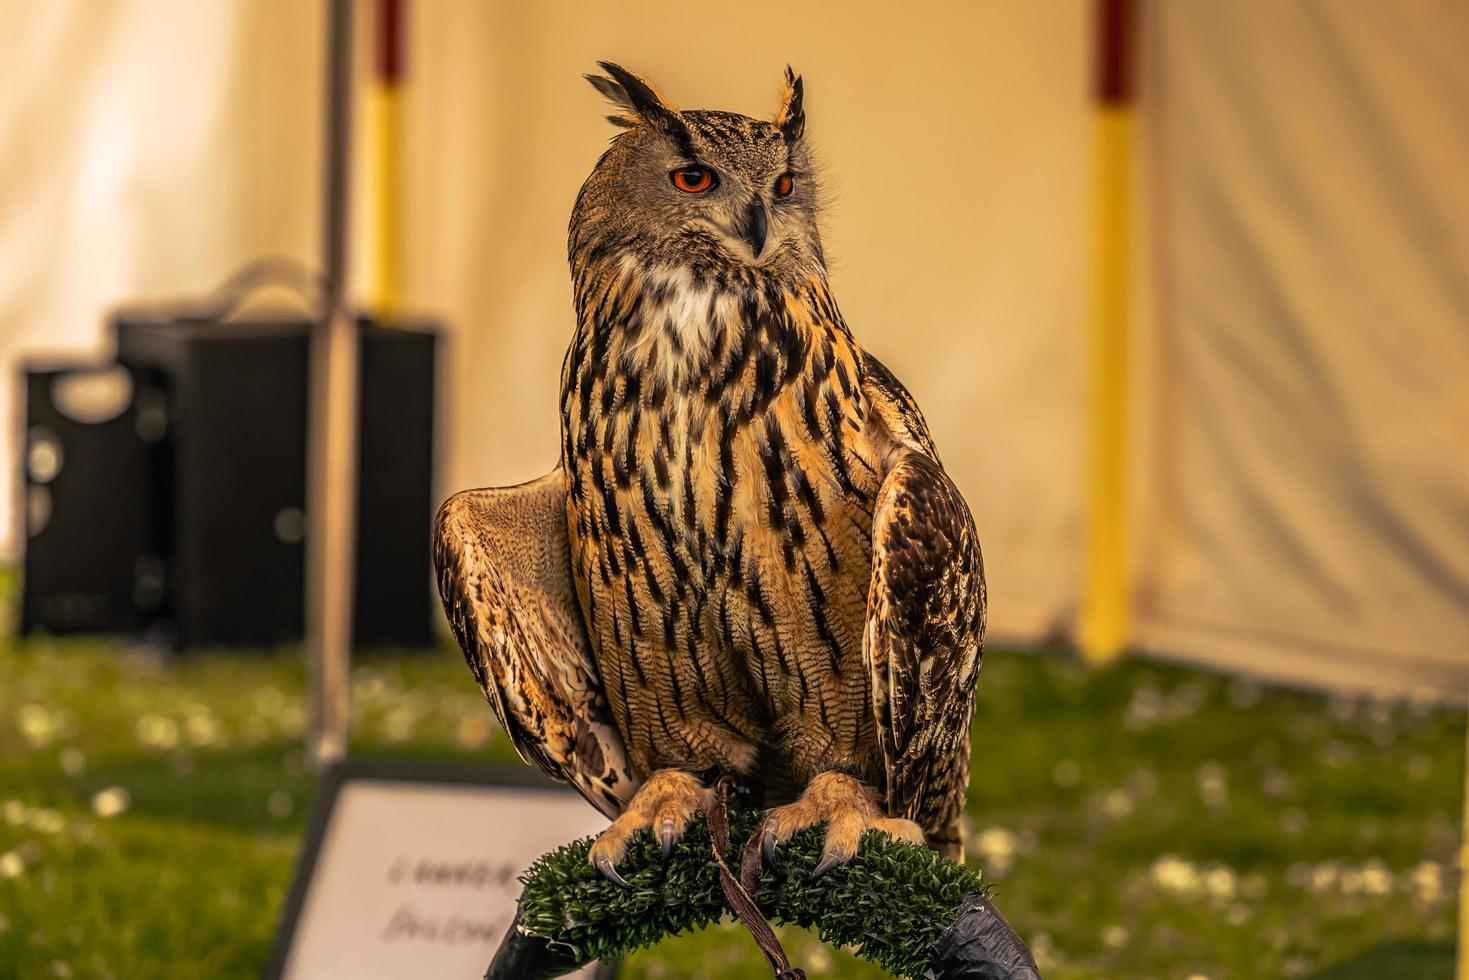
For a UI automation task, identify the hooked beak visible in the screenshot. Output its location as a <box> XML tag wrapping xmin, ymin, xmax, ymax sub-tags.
<box><xmin>740</xmin><ymin>198</ymin><xmax>768</xmax><ymax>258</ymax></box>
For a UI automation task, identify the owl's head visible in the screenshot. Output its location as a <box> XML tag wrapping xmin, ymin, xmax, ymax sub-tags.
<box><xmin>571</xmin><ymin>63</ymin><xmax>821</xmax><ymax>279</ymax></box>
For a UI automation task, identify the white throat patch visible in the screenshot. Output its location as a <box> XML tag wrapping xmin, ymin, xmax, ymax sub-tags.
<box><xmin>626</xmin><ymin>261</ymin><xmax>737</xmax><ymax>388</ymax></box>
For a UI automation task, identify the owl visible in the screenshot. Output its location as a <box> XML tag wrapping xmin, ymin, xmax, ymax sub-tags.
<box><xmin>435</xmin><ymin>63</ymin><xmax>985</xmax><ymax>885</ymax></box>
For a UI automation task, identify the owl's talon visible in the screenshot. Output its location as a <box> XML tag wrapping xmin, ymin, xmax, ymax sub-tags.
<box><xmin>741</xmin><ymin>824</ymin><xmax>785</xmax><ymax>884</ymax></box>
<box><xmin>594</xmin><ymin>854</ymin><xmax>630</xmax><ymax>887</ymax></box>
<box><xmin>587</xmin><ymin>768</ymin><xmax>712</xmax><ymax>885</ymax></box>
<box><xmin>810</xmin><ymin>850</ymin><xmax>844</xmax><ymax>879</ymax></box>
<box><xmin>758</xmin><ymin>770</ymin><xmax>925</xmax><ymax>879</ymax></box>
<box><xmin>761</xmin><ymin>827</ymin><xmax>782</xmax><ymax>867</ymax></box>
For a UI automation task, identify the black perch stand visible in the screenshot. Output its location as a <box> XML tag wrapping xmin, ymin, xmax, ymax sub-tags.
<box><xmin>483</xmin><ymin>810</ymin><xmax>1042</xmax><ymax>980</ymax></box>
<box><xmin>487</xmin><ymin>894</ymin><xmax>1040</xmax><ymax>979</ymax></box>
<box><xmin>486</xmin><ymin>912</ymin><xmax>587</xmax><ymax>979</ymax></box>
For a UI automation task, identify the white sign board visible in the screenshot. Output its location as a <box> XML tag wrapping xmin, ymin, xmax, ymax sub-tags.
<box><xmin>269</xmin><ymin>763</ymin><xmax>613</xmax><ymax>979</ymax></box>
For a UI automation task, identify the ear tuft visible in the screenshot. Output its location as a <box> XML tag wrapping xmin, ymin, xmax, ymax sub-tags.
<box><xmin>585</xmin><ymin>73</ymin><xmax>635</xmax><ymax>111</ymax></box>
<box><xmin>588</xmin><ymin>62</ymin><xmax>687</xmax><ymax>139</ymax></box>
<box><xmin>774</xmin><ymin>65</ymin><xmax>805</xmax><ymax>142</ymax></box>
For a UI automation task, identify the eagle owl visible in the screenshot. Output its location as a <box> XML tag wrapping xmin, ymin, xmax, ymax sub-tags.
<box><xmin>435</xmin><ymin>63</ymin><xmax>985</xmax><ymax>883</ymax></box>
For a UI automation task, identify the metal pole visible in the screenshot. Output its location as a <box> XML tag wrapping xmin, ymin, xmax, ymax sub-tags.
<box><xmin>307</xmin><ymin>0</ymin><xmax>358</xmax><ymax>769</ymax></box>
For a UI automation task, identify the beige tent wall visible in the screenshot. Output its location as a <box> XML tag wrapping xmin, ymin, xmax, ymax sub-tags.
<box><xmin>3</xmin><ymin>1</ymin><xmax>1465</xmax><ymax>693</ymax></box>
<box><xmin>1133</xmin><ymin>1</ymin><xmax>1469</xmax><ymax>694</ymax></box>
<box><xmin>391</xmin><ymin>0</ymin><xmax>1092</xmax><ymax>643</ymax></box>
<box><xmin>0</xmin><ymin>1</ymin><xmax>1089</xmax><ymax>644</ymax></box>
<box><xmin>0</xmin><ymin>0</ymin><xmax>322</xmax><ymax>555</ymax></box>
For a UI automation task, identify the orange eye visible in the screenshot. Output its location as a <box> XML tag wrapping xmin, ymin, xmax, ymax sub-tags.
<box><xmin>671</xmin><ymin>166</ymin><xmax>715</xmax><ymax>193</ymax></box>
<box><xmin>775</xmin><ymin>173</ymin><xmax>794</xmax><ymax>197</ymax></box>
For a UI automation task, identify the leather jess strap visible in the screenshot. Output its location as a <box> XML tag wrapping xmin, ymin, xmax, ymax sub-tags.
<box><xmin>707</xmin><ymin>776</ymin><xmax>804</xmax><ymax>980</ymax></box>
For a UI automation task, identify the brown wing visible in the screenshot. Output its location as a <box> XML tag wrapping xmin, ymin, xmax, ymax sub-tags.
<box><xmin>862</xmin><ymin>354</ymin><xmax>986</xmax><ymax>844</ymax></box>
<box><xmin>434</xmin><ymin>465</ymin><xmax>637</xmax><ymax>818</ymax></box>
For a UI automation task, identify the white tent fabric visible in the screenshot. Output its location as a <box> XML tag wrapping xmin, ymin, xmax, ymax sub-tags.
<box><xmin>1133</xmin><ymin>1</ymin><xmax>1469</xmax><ymax>694</ymax></box>
<box><xmin>0</xmin><ymin>0</ymin><xmax>322</xmax><ymax>549</ymax></box>
<box><xmin>0</xmin><ymin>0</ymin><xmax>1092</xmax><ymax>648</ymax></box>
<box><xmin>1</xmin><ymin>0</ymin><xmax>1464</xmax><ymax>694</ymax></box>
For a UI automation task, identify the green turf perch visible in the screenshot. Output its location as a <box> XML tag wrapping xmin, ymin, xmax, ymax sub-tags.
<box><xmin>487</xmin><ymin>807</ymin><xmax>1041</xmax><ymax>979</ymax></box>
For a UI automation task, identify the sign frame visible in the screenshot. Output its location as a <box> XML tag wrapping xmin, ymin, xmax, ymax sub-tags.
<box><xmin>265</xmin><ymin>758</ymin><xmax>619</xmax><ymax>979</ymax></box>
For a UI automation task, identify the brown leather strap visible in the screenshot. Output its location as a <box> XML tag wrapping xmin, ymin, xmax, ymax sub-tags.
<box><xmin>708</xmin><ymin>776</ymin><xmax>804</xmax><ymax>980</ymax></box>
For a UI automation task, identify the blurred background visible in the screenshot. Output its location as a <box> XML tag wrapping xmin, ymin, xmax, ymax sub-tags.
<box><xmin>1</xmin><ymin>1</ymin><xmax>1465</xmax><ymax>978</ymax></box>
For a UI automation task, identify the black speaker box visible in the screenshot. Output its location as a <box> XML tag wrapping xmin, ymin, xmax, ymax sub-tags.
<box><xmin>17</xmin><ymin>314</ymin><xmax>438</xmax><ymax>649</ymax></box>
<box><xmin>353</xmin><ymin>324</ymin><xmax>438</xmax><ymax>647</ymax></box>
<box><xmin>111</xmin><ymin>314</ymin><xmax>438</xmax><ymax>649</ymax></box>
<box><xmin>20</xmin><ymin>362</ymin><xmax>154</xmax><ymax>634</ymax></box>
<box><xmin>115</xmin><ymin>317</ymin><xmax>311</xmax><ymax>647</ymax></box>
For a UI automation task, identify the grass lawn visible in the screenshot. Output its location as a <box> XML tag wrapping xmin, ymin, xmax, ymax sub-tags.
<box><xmin>0</xmin><ymin>631</ymin><xmax>1461</xmax><ymax>979</ymax></box>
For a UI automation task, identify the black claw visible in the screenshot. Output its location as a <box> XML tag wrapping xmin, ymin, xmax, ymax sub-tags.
<box><xmin>810</xmin><ymin>851</ymin><xmax>845</xmax><ymax>879</ymax></box>
<box><xmin>594</xmin><ymin>855</ymin><xmax>630</xmax><ymax>887</ymax></box>
<box><xmin>659</xmin><ymin>821</ymin><xmax>675</xmax><ymax>862</ymax></box>
<box><xmin>760</xmin><ymin>829</ymin><xmax>789</xmax><ymax>878</ymax></box>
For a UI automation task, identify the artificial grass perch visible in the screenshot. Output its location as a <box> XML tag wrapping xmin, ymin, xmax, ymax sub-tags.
<box><xmin>488</xmin><ymin>806</ymin><xmax>1041</xmax><ymax>979</ymax></box>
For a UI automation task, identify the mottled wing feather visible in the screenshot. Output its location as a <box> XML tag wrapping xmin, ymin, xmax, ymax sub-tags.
<box><xmin>862</xmin><ymin>355</ymin><xmax>986</xmax><ymax>838</ymax></box>
<box><xmin>433</xmin><ymin>466</ymin><xmax>637</xmax><ymax>818</ymax></box>
<box><xmin>860</xmin><ymin>352</ymin><xmax>941</xmax><ymax>460</ymax></box>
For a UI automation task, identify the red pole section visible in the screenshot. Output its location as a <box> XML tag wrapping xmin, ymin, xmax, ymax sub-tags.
<box><xmin>374</xmin><ymin>0</ymin><xmax>404</xmax><ymax>87</ymax></box>
<box><xmin>1094</xmin><ymin>0</ymin><xmax>1135</xmax><ymax>106</ymax></box>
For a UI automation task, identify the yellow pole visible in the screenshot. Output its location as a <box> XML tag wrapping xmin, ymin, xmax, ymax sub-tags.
<box><xmin>1080</xmin><ymin>0</ymin><xmax>1134</xmax><ymax>663</ymax></box>
<box><xmin>1080</xmin><ymin>106</ymin><xmax>1131</xmax><ymax>662</ymax></box>
<box><xmin>365</xmin><ymin>83</ymin><xmax>400</xmax><ymax>320</ymax></box>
